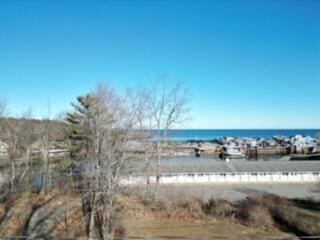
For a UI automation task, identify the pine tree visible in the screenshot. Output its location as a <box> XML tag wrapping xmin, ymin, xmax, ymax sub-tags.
<box><xmin>66</xmin><ymin>95</ymin><xmax>95</xmax><ymax>158</ymax></box>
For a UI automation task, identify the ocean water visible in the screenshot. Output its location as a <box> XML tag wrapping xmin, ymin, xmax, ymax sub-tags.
<box><xmin>160</xmin><ymin>129</ymin><xmax>320</xmax><ymax>141</ymax></box>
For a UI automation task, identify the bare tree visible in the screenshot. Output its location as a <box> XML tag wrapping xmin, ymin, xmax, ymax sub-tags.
<box><xmin>0</xmin><ymin>96</ymin><xmax>6</xmax><ymax>117</ymax></box>
<box><xmin>71</xmin><ymin>83</ymin><xmax>141</xmax><ymax>240</ymax></box>
<box><xmin>125</xmin><ymin>86</ymin><xmax>153</xmax><ymax>199</ymax></box>
<box><xmin>0</xmin><ymin>100</ymin><xmax>37</xmax><ymax>190</ymax></box>
<box><xmin>0</xmin><ymin>99</ymin><xmax>20</xmax><ymax>190</ymax></box>
<box><xmin>0</xmin><ymin>117</ymin><xmax>23</xmax><ymax>191</ymax></box>
<box><xmin>0</xmin><ymin>105</ymin><xmax>41</xmax><ymax>191</ymax></box>
<box><xmin>19</xmin><ymin>109</ymin><xmax>38</xmax><ymax>183</ymax></box>
<box><xmin>40</xmin><ymin>112</ymin><xmax>54</xmax><ymax>193</ymax></box>
<box><xmin>147</xmin><ymin>76</ymin><xmax>190</xmax><ymax>168</ymax></box>
<box><xmin>125</xmin><ymin>77</ymin><xmax>191</xmax><ymax>197</ymax></box>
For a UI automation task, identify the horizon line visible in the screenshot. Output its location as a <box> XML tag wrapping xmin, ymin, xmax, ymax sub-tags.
<box><xmin>168</xmin><ymin>128</ymin><xmax>320</xmax><ymax>130</ymax></box>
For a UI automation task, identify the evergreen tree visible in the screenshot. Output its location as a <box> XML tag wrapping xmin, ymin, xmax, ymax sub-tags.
<box><xmin>66</xmin><ymin>94</ymin><xmax>95</xmax><ymax>158</ymax></box>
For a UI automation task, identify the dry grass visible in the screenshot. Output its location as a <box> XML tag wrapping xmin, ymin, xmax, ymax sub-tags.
<box><xmin>237</xmin><ymin>197</ymin><xmax>276</xmax><ymax>230</ymax></box>
<box><xmin>0</xmin><ymin>191</ymin><xmax>86</xmax><ymax>238</ymax></box>
<box><xmin>239</xmin><ymin>195</ymin><xmax>320</xmax><ymax>236</ymax></box>
<box><xmin>203</xmin><ymin>198</ymin><xmax>237</xmax><ymax>219</ymax></box>
<box><xmin>127</xmin><ymin>194</ymin><xmax>320</xmax><ymax>238</ymax></box>
<box><xmin>124</xmin><ymin>218</ymin><xmax>284</xmax><ymax>240</ymax></box>
<box><xmin>120</xmin><ymin>196</ymin><xmax>291</xmax><ymax>239</ymax></box>
<box><xmin>0</xmin><ymin>188</ymin><xmax>318</xmax><ymax>239</ymax></box>
<box><xmin>271</xmin><ymin>205</ymin><xmax>320</xmax><ymax>236</ymax></box>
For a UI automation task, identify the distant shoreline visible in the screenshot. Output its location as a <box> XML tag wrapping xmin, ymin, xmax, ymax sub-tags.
<box><xmin>152</xmin><ymin>129</ymin><xmax>320</xmax><ymax>142</ymax></box>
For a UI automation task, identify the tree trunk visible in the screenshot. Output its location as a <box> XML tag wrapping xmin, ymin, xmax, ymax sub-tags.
<box><xmin>42</xmin><ymin>145</ymin><xmax>49</xmax><ymax>195</ymax></box>
<box><xmin>19</xmin><ymin>148</ymin><xmax>31</xmax><ymax>183</ymax></box>
<box><xmin>10</xmin><ymin>158</ymin><xmax>15</xmax><ymax>192</ymax></box>
<box><xmin>88</xmin><ymin>210</ymin><xmax>95</xmax><ymax>240</ymax></box>
<box><xmin>87</xmin><ymin>190</ymin><xmax>96</xmax><ymax>240</ymax></box>
<box><xmin>147</xmin><ymin>176</ymin><xmax>150</xmax><ymax>200</ymax></box>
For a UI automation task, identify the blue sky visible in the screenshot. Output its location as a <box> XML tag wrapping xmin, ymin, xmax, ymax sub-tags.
<box><xmin>0</xmin><ymin>0</ymin><xmax>319</xmax><ymax>128</ymax></box>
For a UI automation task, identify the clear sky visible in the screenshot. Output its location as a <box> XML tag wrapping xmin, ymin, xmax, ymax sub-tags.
<box><xmin>0</xmin><ymin>0</ymin><xmax>319</xmax><ymax>128</ymax></box>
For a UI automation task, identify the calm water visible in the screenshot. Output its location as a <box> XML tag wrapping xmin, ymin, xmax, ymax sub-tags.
<box><xmin>159</xmin><ymin>129</ymin><xmax>320</xmax><ymax>141</ymax></box>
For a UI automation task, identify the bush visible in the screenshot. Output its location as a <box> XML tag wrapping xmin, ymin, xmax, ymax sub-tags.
<box><xmin>141</xmin><ymin>198</ymin><xmax>169</xmax><ymax>212</ymax></box>
<box><xmin>202</xmin><ymin>198</ymin><xmax>237</xmax><ymax>220</ymax></box>
<box><xmin>171</xmin><ymin>198</ymin><xmax>204</xmax><ymax>219</ymax></box>
<box><xmin>238</xmin><ymin>202</ymin><xmax>275</xmax><ymax>229</ymax></box>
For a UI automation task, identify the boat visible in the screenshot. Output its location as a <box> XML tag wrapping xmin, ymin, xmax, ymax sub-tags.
<box><xmin>220</xmin><ymin>145</ymin><xmax>245</xmax><ymax>159</ymax></box>
<box><xmin>289</xmin><ymin>153</ymin><xmax>320</xmax><ymax>161</ymax></box>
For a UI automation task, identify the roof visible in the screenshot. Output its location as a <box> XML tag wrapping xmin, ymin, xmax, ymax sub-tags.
<box><xmin>131</xmin><ymin>159</ymin><xmax>320</xmax><ymax>175</ymax></box>
<box><xmin>0</xmin><ymin>141</ymin><xmax>8</xmax><ymax>148</ymax></box>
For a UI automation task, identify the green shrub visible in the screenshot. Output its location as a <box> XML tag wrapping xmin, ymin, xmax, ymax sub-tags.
<box><xmin>54</xmin><ymin>157</ymin><xmax>73</xmax><ymax>171</ymax></box>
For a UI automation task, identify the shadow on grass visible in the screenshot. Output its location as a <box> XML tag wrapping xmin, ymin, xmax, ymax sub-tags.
<box><xmin>291</xmin><ymin>198</ymin><xmax>320</xmax><ymax>213</ymax></box>
<box><xmin>21</xmin><ymin>195</ymin><xmax>58</xmax><ymax>238</ymax></box>
<box><xmin>232</xmin><ymin>186</ymin><xmax>273</xmax><ymax>199</ymax></box>
<box><xmin>228</xmin><ymin>189</ymin><xmax>319</xmax><ymax>237</ymax></box>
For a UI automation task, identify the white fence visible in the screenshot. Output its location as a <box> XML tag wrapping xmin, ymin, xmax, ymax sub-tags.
<box><xmin>120</xmin><ymin>171</ymin><xmax>320</xmax><ymax>185</ymax></box>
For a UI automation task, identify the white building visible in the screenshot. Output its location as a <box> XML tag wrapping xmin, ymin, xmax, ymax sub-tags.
<box><xmin>121</xmin><ymin>161</ymin><xmax>320</xmax><ymax>185</ymax></box>
<box><xmin>0</xmin><ymin>141</ymin><xmax>8</xmax><ymax>157</ymax></box>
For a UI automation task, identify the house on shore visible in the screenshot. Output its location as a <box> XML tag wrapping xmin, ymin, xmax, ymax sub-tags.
<box><xmin>0</xmin><ymin>141</ymin><xmax>8</xmax><ymax>157</ymax></box>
